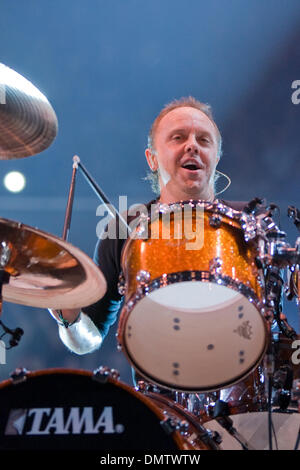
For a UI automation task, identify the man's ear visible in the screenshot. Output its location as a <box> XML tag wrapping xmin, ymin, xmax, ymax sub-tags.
<box><xmin>145</xmin><ymin>148</ymin><xmax>158</xmax><ymax>172</ymax></box>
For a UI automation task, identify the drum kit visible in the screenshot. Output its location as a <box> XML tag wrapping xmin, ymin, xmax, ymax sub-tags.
<box><xmin>0</xmin><ymin>63</ymin><xmax>299</xmax><ymax>451</ymax></box>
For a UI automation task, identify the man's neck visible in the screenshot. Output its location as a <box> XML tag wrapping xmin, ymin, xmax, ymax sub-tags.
<box><xmin>159</xmin><ymin>187</ymin><xmax>215</xmax><ymax>205</ymax></box>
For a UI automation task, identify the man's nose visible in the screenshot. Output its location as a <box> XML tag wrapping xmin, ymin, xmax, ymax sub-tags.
<box><xmin>185</xmin><ymin>135</ymin><xmax>199</xmax><ymax>153</ymax></box>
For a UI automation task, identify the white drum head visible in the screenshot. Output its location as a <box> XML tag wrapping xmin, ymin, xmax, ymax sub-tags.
<box><xmin>124</xmin><ymin>281</ymin><xmax>267</xmax><ymax>391</ymax></box>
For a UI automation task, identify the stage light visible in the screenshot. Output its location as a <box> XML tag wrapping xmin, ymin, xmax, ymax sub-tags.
<box><xmin>3</xmin><ymin>171</ymin><xmax>26</xmax><ymax>193</ymax></box>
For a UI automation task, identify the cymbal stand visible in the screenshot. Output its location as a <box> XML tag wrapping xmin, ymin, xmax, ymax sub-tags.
<box><xmin>76</xmin><ymin>156</ymin><xmax>131</xmax><ymax>235</ymax></box>
<box><xmin>62</xmin><ymin>156</ymin><xmax>132</xmax><ymax>244</ymax></box>
<box><xmin>0</xmin><ymin>267</ymin><xmax>23</xmax><ymax>350</ymax></box>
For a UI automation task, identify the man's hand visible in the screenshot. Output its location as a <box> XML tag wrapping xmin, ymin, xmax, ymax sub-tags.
<box><xmin>48</xmin><ymin>308</ymin><xmax>102</xmax><ymax>354</ymax></box>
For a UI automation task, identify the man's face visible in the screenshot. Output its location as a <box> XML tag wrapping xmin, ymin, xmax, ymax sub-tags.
<box><xmin>146</xmin><ymin>106</ymin><xmax>220</xmax><ymax>202</ymax></box>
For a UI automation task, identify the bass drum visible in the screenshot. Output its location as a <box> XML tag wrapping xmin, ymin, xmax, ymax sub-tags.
<box><xmin>0</xmin><ymin>368</ymin><xmax>204</xmax><ymax>451</ymax></box>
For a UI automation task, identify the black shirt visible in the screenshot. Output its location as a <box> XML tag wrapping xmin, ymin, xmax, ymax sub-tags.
<box><xmin>82</xmin><ymin>199</ymin><xmax>252</xmax><ymax>340</ymax></box>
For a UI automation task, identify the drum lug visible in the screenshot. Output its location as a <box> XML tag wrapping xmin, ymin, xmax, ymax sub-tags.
<box><xmin>160</xmin><ymin>417</ymin><xmax>176</xmax><ymax>435</ymax></box>
<box><xmin>118</xmin><ymin>271</ymin><xmax>126</xmax><ymax>296</ymax></box>
<box><xmin>136</xmin><ymin>270</ymin><xmax>151</xmax><ymax>286</ymax></box>
<box><xmin>93</xmin><ymin>366</ymin><xmax>120</xmax><ymax>383</ymax></box>
<box><xmin>240</xmin><ymin>214</ymin><xmax>257</xmax><ymax>241</ymax></box>
<box><xmin>209</xmin><ymin>214</ymin><xmax>222</xmax><ymax>228</ymax></box>
<box><xmin>209</xmin><ymin>257</ymin><xmax>223</xmax><ymax>275</ymax></box>
<box><xmin>160</xmin><ymin>415</ymin><xmax>190</xmax><ymax>436</ymax></box>
<box><xmin>161</xmin><ymin>412</ymin><xmax>193</xmax><ymax>437</ymax></box>
<box><xmin>135</xmin><ymin>380</ymin><xmax>151</xmax><ymax>392</ymax></box>
<box><xmin>10</xmin><ymin>367</ymin><xmax>28</xmax><ymax>384</ymax></box>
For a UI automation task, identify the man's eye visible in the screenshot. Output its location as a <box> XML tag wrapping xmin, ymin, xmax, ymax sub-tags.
<box><xmin>172</xmin><ymin>135</ymin><xmax>182</xmax><ymax>140</ymax></box>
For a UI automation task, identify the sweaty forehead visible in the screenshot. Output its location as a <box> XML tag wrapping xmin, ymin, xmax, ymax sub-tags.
<box><xmin>156</xmin><ymin>106</ymin><xmax>217</xmax><ymax>137</ymax></box>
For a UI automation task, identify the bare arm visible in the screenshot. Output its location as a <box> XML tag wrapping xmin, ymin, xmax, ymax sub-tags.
<box><xmin>48</xmin><ymin>308</ymin><xmax>102</xmax><ymax>355</ymax></box>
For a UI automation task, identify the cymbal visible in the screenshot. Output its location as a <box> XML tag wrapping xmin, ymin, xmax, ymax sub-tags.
<box><xmin>0</xmin><ymin>218</ymin><xmax>107</xmax><ymax>309</ymax></box>
<box><xmin>0</xmin><ymin>63</ymin><xmax>58</xmax><ymax>159</ymax></box>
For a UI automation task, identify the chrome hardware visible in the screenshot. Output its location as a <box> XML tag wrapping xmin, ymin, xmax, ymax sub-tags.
<box><xmin>135</xmin><ymin>380</ymin><xmax>150</xmax><ymax>392</ymax></box>
<box><xmin>10</xmin><ymin>367</ymin><xmax>28</xmax><ymax>385</ymax></box>
<box><xmin>134</xmin><ymin>218</ymin><xmax>149</xmax><ymax>239</ymax></box>
<box><xmin>160</xmin><ymin>415</ymin><xmax>190</xmax><ymax>436</ymax></box>
<box><xmin>136</xmin><ymin>270</ymin><xmax>151</xmax><ymax>285</ymax></box>
<box><xmin>0</xmin><ymin>241</ymin><xmax>11</xmax><ymax>268</ymax></box>
<box><xmin>93</xmin><ymin>365</ymin><xmax>120</xmax><ymax>383</ymax></box>
<box><xmin>209</xmin><ymin>214</ymin><xmax>222</xmax><ymax>228</ymax></box>
<box><xmin>240</xmin><ymin>214</ymin><xmax>257</xmax><ymax>241</ymax></box>
<box><xmin>117</xmin><ymin>271</ymin><xmax>126</xmax><ymax>295</ymax></box>
<box><xmin>209</xmin><ymin>257</ymin><xmax>222</xmax><ymax>275</ymax></box>
<box><xmin>160</xmin><ymin>417</ymin><xmax>177</xmax><ymax>435</ymax></box>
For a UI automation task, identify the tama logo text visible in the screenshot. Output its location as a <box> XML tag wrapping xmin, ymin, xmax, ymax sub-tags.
<box><xmin>5</xmin><ymin>406</ymin><xmax>125</xmax><ymax>436</ymax></box>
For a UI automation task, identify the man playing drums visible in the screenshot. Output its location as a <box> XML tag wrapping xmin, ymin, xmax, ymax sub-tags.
<box><xmin>48</xmin><ymin>97</ymin><xmax>264</xmax><ymax>373</ymax></box>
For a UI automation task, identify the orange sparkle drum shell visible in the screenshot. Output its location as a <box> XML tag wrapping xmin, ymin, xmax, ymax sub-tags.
<box><xmin>122</xmin><ymin>208</ymin><xmax>261</xmax><ymax>302</ymax></box>
<box><xmin>118</xmin><ymin>203</ymin><xmax>268</xmax><ymax>393</ymax></box>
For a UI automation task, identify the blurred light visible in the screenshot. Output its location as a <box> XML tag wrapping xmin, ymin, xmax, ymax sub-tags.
<box><xmin>3</xmin><ymin>171</ymin><xmax>26</xmax><ymax>193</ymax></box>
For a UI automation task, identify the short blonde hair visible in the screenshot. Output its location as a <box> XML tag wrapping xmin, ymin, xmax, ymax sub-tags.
<box><xmin>145</xmin><ymin>96</ymin><xmax>222</xmax><ymax>195</ymax></box>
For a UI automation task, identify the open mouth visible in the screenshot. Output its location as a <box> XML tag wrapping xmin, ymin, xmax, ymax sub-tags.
<box><xmin>181</xmin><ymin>163</ymin><xmax>202</xmax><ymax>171</ymax></box>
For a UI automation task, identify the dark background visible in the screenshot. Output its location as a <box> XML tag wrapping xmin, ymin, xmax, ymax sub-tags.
<box><xmin>0</xmin><ymin>0</ymin><xmax>299</xmax><ymax>385</ymax></box>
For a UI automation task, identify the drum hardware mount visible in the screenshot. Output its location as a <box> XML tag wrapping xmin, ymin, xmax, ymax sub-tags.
<box><xmin>272</xmin><ymin>364</ymin><xmax>294</xmax><ymax>410</ymax></box>
<box><xmin>210</xmin><ymin>399</ymin><xmax>256</xmax><ymax>450</ymax></box>
<box><xmin>263</xmin><ymin>337</ymin><xmax>297</xmax><ymax>450</ymax></box>
<box><xmin>136</xmin><ymin>270</ymin><xmax>151</xmax><ymax>286</ymax></box>
<box><xmin>288</xmin><ymin>205</ymin><xmax>300</xmax><ymax>233</ymax></box>
<box><xmin>160</xmin><ymin>414</ymin><xmax>190</xmax><ymax>436</ymax></box>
